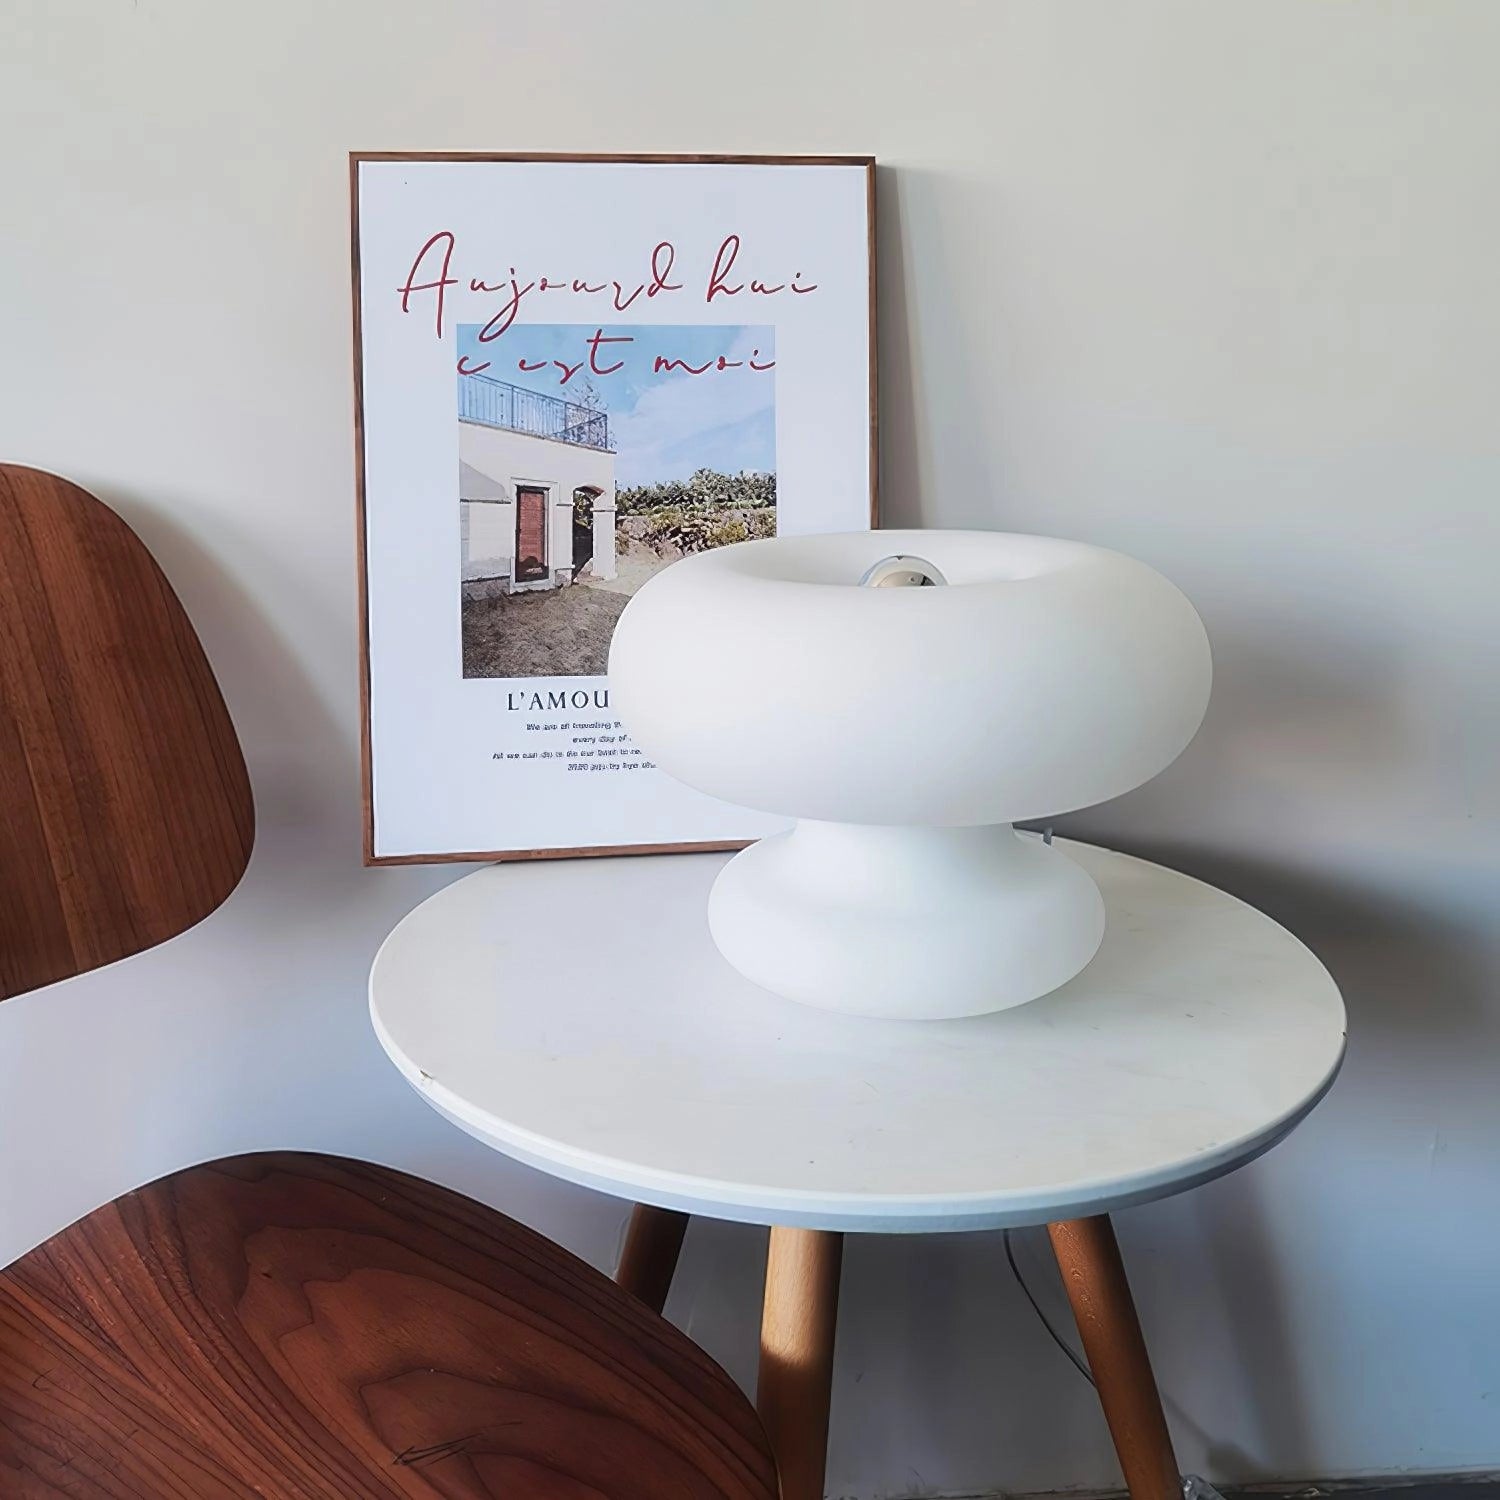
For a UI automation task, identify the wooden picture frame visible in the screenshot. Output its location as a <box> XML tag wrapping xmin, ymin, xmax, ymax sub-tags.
<box><xmin>352</xmin><ymin>153</ymin><xmax>877</xmax><ymax>865</ymax></box>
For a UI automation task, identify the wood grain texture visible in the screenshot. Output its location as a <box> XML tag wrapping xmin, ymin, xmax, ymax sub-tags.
<box><xmin>0</xmin><ymin>1153</ymin><xmax>778</xmax><ymax>1499</ymax></box>
<box><xmin>615</xmin><ymin>1205</ymin><xmax>690</xmax><ymax>1315</ymax></box>
<box><xmin>756</xmin><ymin>1228</ymin><xmax>843</xmax><ymax>1500</ymax></box>
<box><xmin>1047</xmin><ymin>1216</ymin><xmax>1180</xmax><ymax>1500</ymax></box>
<box><xmin>0</xmin><ymin>465</ymin><xmax>254</xmax><ymax>1001</ymax></box>
<box><xmin>350</xmin><ymin>152</ymin><xmax>878</xmax><ymax>866</ymax></box>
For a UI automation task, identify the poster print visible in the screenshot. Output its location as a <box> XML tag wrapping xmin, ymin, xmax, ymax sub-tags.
<box><xmin>352</xmin><ymin>154</ymin><xmax>875</xmax><ymax>863</ymax></box>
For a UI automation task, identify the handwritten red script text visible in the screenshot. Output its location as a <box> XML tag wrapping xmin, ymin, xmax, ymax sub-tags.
<box><xmin>396</xmin><ymin>232</ymin><xmax>817</xmax><ymax>382</ymax></box>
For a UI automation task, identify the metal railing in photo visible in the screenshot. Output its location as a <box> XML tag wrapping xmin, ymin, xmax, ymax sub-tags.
<box><xmin>458</xmin><ymin>373</ymin><xmax>611</xmax><ymax>452</ymax></box>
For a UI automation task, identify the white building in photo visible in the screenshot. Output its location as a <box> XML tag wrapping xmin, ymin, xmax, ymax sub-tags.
<box><xmin>459</xmin><ymin>374</ymin><xmax>617</xmax><ymax>597</ymax></box>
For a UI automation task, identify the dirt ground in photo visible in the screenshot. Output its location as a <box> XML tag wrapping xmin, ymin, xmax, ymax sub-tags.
<box><xmin>462</xmin><ymin>586</ymin><xmax>627</xmax><ymax>678</ymax></box>
<box><xmin>460</xmin><ymin>544</ymin><xmax>676</xmax><ymax>678</ymax></box>
<box><xmin>576</xmin><ymin>544</ymin><xmax>675</xmax><ymax>597</ymax></box>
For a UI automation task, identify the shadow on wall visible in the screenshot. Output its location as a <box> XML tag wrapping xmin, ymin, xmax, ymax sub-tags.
<box><xmin>1039</xmin><ymin>599</ymin><xmax>1494</xmax><ymax>1481</ymax></box>
<box><xmin>1157</xmin><ymin>626</ymin><xmax>1445</xmax><ymax>834</ymax></box>
<box><xmin>112</xmin><ymin>486</ymin><xmax>358</xmax><ymax>888</ymax></box>
<box><xmin>874</xmin><ymin>162</ymin><xmax>1034</xmax><ymax>534</ymax></box>
<box><xmin>872</xmin><ymin>165</ymin><xmax>929</xmax><ymax>532</ymax></box>
<box><xmin>1088</xmin><ymin>837</ymin><xmax>1494</xmax><ymax>1482</ymax></box>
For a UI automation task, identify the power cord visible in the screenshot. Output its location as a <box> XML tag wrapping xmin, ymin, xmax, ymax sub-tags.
<box><xmin>1001</xmin><ymin>1227</ymin><xmax>1095</xmax><ymax>1387</ymax></box>
<box><xmin>1002</xmin><ymin>1228</ymin><xmax>1225</xmax><ymax>1500</ymax></box>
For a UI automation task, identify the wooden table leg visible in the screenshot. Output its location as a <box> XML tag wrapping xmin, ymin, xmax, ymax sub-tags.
<box><xmin>615</xmin><ymin>1204</ymin><xmax>689</xmax><ymax>1314</ymax></box>
<box><xmin>758</xmin><ymin>1227</ymin><xmax>843</xmax><ymax>1500</ymax></box>
<box><xmin>1047</xmin><ymin>1216</ymin><xmax>1180</xmax><ymax>1500</ymax></box>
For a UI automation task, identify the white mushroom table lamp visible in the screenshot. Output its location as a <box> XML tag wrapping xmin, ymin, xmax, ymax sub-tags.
<box><xmin>609</xmin><ymin>531</ymin><xmax>1211</xmax><ymax>1021</ymax></box>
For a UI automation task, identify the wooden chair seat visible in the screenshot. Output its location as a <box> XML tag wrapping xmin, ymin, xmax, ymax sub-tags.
<box><xmin>0</xmin><ymin>1152</ymin><xmax>778</xmax><ymax>1499</ymax></box>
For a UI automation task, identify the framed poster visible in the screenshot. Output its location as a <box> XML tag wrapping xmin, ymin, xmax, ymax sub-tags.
<box><xmin>352</xmin><ymin>153</ymin><xmax>876</xmax><ymax>864</ymax></box>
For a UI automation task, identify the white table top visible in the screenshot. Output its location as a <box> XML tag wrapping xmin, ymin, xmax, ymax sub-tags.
<box><xmin>370</xmin><ymin>842</ymin><xmax>1345</xmax><ymax>1233</ymax></box>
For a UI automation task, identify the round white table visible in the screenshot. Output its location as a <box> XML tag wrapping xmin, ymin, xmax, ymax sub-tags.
<box><xmin>370</xmin><ymin>841</ymin><xmax>1344</xmax><ymax>1500</ymax></box>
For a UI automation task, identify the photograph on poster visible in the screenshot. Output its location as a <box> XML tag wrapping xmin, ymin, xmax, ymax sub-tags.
<box><xmin>457</xmin><ymin>323</ymin><xmax>776</xmax><ymax>680</ymax></box>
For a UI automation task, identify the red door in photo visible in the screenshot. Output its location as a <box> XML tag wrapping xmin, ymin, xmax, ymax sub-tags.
<box><xmin>515</xmin><ymin>488</ymin><xmax>548</xmax><ymax>582</ymax></box>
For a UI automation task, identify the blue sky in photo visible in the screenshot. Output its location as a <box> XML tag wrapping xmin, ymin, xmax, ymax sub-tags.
<box><xmin>457</xmin><ymin>323</ymin><xmax>774</xmax><ymax>487</ymax></box>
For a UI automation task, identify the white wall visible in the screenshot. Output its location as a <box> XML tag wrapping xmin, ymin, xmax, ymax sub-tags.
<box><xmin>2</xmin><ymin>3</ymin><xmax>1497</xmax><ymax>1494</ymax></box>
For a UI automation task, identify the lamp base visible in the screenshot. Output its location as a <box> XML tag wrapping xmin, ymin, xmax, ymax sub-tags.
<box><xmin>708</xmin><ymin>823</ymin><xmax>1105</xmax><ymax>1020</ymax></box>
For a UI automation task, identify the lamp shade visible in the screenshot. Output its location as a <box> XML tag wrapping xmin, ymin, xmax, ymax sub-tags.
<box><xmin>610</xmin><ymin>531</ymin><xmax>1210</xmax><ymax>826</ymax></box>
<box><xmin>609</xmin><ymin>530</ymin><xmax>1211</xmax><ymax>1019</ymax></box>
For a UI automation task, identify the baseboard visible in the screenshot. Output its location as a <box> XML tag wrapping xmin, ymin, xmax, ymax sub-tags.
<box><xmin>938</xmin><ymin>1473</ymin><xmax>1500</xmax><ymax>1500</ymax></box>
<box><xmin>1230</xmin><ymin>1477</ymin><xmax>1500</xmax><ymax>1500</ymax></box>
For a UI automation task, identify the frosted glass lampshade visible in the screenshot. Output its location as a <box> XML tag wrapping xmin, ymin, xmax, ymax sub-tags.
<box><xmin>609</xmin><ymin>530</ymin><xmax>1212</xmax><ymax>1019</ymax></box>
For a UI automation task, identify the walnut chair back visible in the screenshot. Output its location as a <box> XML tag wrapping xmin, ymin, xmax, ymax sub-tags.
<box><xmin>0</xmin><ymin>464</ymin><xmax>254</xmax><ymax>1001</ymax></box>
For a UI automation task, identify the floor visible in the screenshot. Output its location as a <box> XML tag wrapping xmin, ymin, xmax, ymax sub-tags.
<box><xmin>1009</xmin><ymin>1479</ymin><xmax>1500</xmax><ymax>1500</ymax></box>
<box><xmin>1230</xmin><ymin>1483</ymin><xmax>1500</xmax><ymax>1500</ymax></box>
